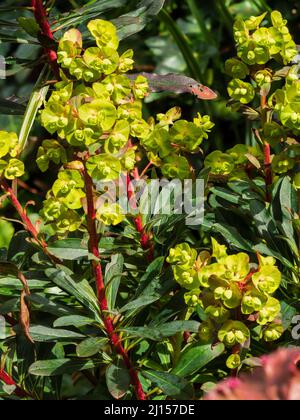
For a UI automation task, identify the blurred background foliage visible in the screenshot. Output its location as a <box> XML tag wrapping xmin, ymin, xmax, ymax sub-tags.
<box><xmin>0</xmin><ymin>0</ymin><xmax>299</xmax><ymax>245</ymax></box>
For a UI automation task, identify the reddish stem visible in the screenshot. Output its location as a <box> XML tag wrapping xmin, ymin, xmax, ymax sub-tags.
<box><xmin>260</xmin><ymin>94</ymin><xmax>272</xmax><ymax>203</ymax></box>
<box><xmin>3</xmin><ymin>314</ymin><xmax>18</xmax><ymax>326</ymax></box>
<box><xmin>0</xmin><ymin>179</ymin><xmax>47</xmax><ymax>249</ymax></box>
<box><xmin>0</xmin><ymin>179</ymin><xmax>61</xmax><ymax>264</ymax></box>
<box><xmin>82</xmin><ymin>167</ymin><xmax>146</xmax><ymax>400</ymax></box>
<box><xmin>31</xmin><ymin>0</ymin><xmax>59</xmax><ymax>77</ymax></box>
<box><xmin>0</xmin><ymin>370</ymin><xmax>30</xmax><ymax>398</ymax></box>
<box><xmin>238</xmin><ymin>268</ymin><xmax>259</xmax><ymax>292</ymax></box>
<box><xmin>264</xmin><ymin>142</ymin><xmax>272</xmax><ymax>203</ymax></box>
<box><xmin>126</xmin><ymin>171</ymin><xmax>154</xmax><ymax>261</ymax></box>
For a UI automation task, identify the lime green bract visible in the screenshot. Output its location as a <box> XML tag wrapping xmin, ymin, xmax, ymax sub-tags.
<box><xmin>168</xmin><ymin>239</ymin><xmax>283</xmax><ymax>353</ymax></box>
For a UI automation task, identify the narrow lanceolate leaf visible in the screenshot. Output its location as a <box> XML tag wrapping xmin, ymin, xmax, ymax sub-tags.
<box><xmin>0</xmin><ymin>98</ymin><xmax>26</xmax><ymax>115</ymax></box>
<box><xmin>53</xmin><ymin>0</ymin><xmax>127</xmax><ymax>32</ymax></box>
<box><xmin>127</xmin><ymin>73</ymin><xmax>217</xmax><ymax>100</ymax></box>
<box><xmin>172</xmin><ymin>343</ymin><xmax>225</xmax><ymax>377</ymax></box>
<box><xmin>121</xmin><ymin>321</ymin><xmax>200</xmax><ymax>340</ymax></box>
<box><xmin>29</xmin><ymin>294</ymin><xmax>78</xmax><ymax>318</ymax></box>
<box><xmin>53</xmin><ymin>315</ymin><xmax>95</xmax><ymax>328</ymax></box>
<box><xmin>55</xmin><ymin>0</ymin><xmax>165</xmax><ymax>38</ymax></box>
<box><xmin>13</xmin><ymin>325</ymin><xmax>85</xmax><ymax>343</ymax></box>
<box><xmin>48</xmin><ymin>239</ymin><xmax>89</xmax><ymax>260</ymax></box>
<box><xmin>280</xmin><ymin>301</ymin><xmax>298</xmax><ymax>331</ymax></box>
<box><xmin>29</xmin><ymin>359</ymin><xmax>99</xmax><ymax>377</ymax></box>
<box><xmin>143</xmin><ymin>370</ymin><xmax>194</xmax><ymax>399</ymax></box>
<box><xmin>0</xmin><ymin>262</ymin><xmax>19</xmax><ymax>277</ymax></box>
<box><xmin>45</xmin><ymin>267</ymin><xmax>101</xmax><ymax>323</ymax></box>
<box><xmin>106</xmin><ymin>359</ymin><xmax>131</xmax><ymax>399</ymax></box>
<box><xmin>271</xmin><ymin>177</ymin><xmax>296</xmax><ymax>249</ymax></box>
<box><xmin>120</xmin><ymin>257</ymin><xmax>171</xmax><ymax>315</ymax></box>
<box><xmin>113</xmin><ymin>0</ymin><xmax>166</xmax><ymax>40</ymax></box>
<box><xmin>105</xmin><ymin>253</ymin><xmax>124</xmax><ymax>311</ymax></box>
<box><xmin>77</xmin><ymin>337</ymin><xmax>109</xmax><ymax>358</ymax></box>
<box><xmin>0</xmin><ymin>278</ymin><xmax>50</xmax><ymax>291</ymax></box>
<box><xmin>18</xmin><ymin>64</ymin><xmax>50</xmax><ymax>152</ymax></box>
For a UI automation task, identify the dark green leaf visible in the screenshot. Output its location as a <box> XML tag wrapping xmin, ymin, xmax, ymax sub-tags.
<box><xmin>54</xmin><ymin>315</ymin><xmax>95</xmax><ymax>328</ymax></box>
<box><xmin>0</xmin><ymin>98</ymin><xmax>26</xmax><ymax>115</ymax></box>
<box><xmin>29</xmin><ymin>294</ymin><xmax>78</xmax><ymax>318</ymax></box>
<box><xmin>121</xmin><ymin>321</ymin><xmax>200</xmax><ymax>340</ymax></box>
<box><xmin>0</xmin><ymin>262</ymin><xmax>19</xmax><ymax>277</ymax></box>
<box><xmin>281</xmin><ymin>301</ymin><xmax>297</xmax><ymax>331</ymax></box>
<box><xmin>172</xmin><ymin>343</ymin><xmax>225</xmax><ymax>377</ymax></box>
<box><xmin>120</xmin><ymin>257</ymin><xmax>168</xmax><ymax>314</ymax></box>
<box><xmin>77</xmin><ymin>337</ymin><xmax>109</xmax><ymax>358</ymax></box>
<box><xmin>29</xmin><ymin>359</ymin><xmax>99</xmax><ymax>376</ymax></box>
<box><xmin>45</xmin><ymin>267</ymin><xmax>101</xmax><ymax>322</ymax></box>
<box><xmin>48</xmin><ymin>239</ymin><xmax>89</xmax><ymax>261</ymax></box>
<box><xmin>106</xmin><ymin>359</ymin><xmax>131</xmax><ymax>399</ymax></box>
<box><xmin>143</xmin><ymin>370</ymin><xmax>194</xmax><ymax>399</ymax></box>
<box><xmin>13</xmin><ymin>325</ymin><xmax>85</xmax><ymax>342</ymax></box>
<box><xmin>105</xmin><ymin>254</ymin><xmax>124</xmax><ymax>311</ymax></box>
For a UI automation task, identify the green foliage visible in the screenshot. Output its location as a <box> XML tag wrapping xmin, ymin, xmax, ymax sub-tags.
<box><xmin>0</xmin><ymin>219</ymin><xmax>14</xmax><ymax>248</ymax></box>
<box><xmin>0</xmin><ymin>1</ymin><xmax>299</xmax><ymax>402</ymax></box>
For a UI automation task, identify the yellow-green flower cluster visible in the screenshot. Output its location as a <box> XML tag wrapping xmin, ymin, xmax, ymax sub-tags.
<box><xmin>226</xmin><ymin>11</ymin><xmax>297</xmax><ymax>105</ymax></box>
<box><xmin>204</xmin><ymin>144</ymin><xmax>263</xmax><ymax>178</ymax></box>
<box><xmin>41</xmin><ymin>20</ymin><xmax>213</xmax><ymax>181</ymax></box>
<box><xmin>139</xmin><ymin>109</ymin><xmax>214</xmax><ymax>179</ymax></box>
<box><xmin>270</xmin><ymin>67</ymin><xmax>300</xmax><ymax>135</ymax></box>
<box><xmin>204</xmin><ymin>142</ymin><xmax>299</xmax><ymax>181</ymax></box>
<box><xmin>40</xmin><ymin>20</ymin><xmax>149</xmax><ymax>173</ymax></box>
<box><xmin>41</xmin><ymin>168</ymin><xmax>84</xmax><ymax>234</ymax></box>
<box><xmin>167</xmin><ymin>239</ymin><xmax>284</xmax><ymax>353</ymax></box>
<box><xmin>39</xmin><ymin>19</ymin><xmax>214</xmax><ymax>234</ymax></box>
<box><xmin>37</xmin><ymin>140</ymin><xmax>67</xmax><ymax>172</ymax></box>
<box><xmin>0</xmin><ymin>131</ymin><xmax>24</xmax><ymax>180</ymax></box>
<box><xmin>234</xmin><ymin>11</ymin><xmax>297</xmax><ymax>66</ymax></box>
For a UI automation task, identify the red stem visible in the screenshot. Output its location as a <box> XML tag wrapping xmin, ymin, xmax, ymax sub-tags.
<box><xmin>0</xmin><ymin>370</ymin><xmax>30</xmax><ymax>398</ymax></box>
<box><xmin>0</xmin><ymin>180</ymin><xmax>61</xmax><ymax>265</ymax></box>
<box><xmin>82</xmin><ymin>167</ymin><xmax>146</xmax><ymax>400</ymax></box>
<box><xmin>0</xmin><ymin>179</ymin><xmax>47</xmax><ymax>249</ymax></box>
<box><xmin>261</xmin><ymin>94</ymin><xmax>272</xmax><ymax>203</ymax></box>
<box><xmin>264</xmin><ymin>142</ymin><xmax>272</xmax><ymax>203</ymax></box>
<box><xmin>31</xmin><ymin>0</ymin><xmax>59</xmax><ymax>77</ymax></box>
<box><xmin>3</xmin><ymin>314</ymin><xmax>18</xmax><ymax>326</ymax></box>
<box><xmin>126</xmin><ymin>171</ymin><xmax>154</xmax><ymax>261</ymax></box>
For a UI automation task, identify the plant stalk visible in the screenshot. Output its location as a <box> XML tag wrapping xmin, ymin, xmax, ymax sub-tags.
<box><xmin>0</xmin><ymin>370</ymin><xmax>30</xmax><ymax>398</ymax></box>
<box><xmin>261</xmin><ymin>94</ymin><xmax>272</xmax><ymax>202</ymax></box>
<box><xmin>0</xmin><ymin>178</ymin><xmax>61</xmax><ymax>264</ymax></box>
<box><xmin>0</xmin><ymin>179</ymin><xmax>47</xmax><ymax>249</ymax></box>
<box><xmin>82</xmin><ymin>166</ymin><xmax>146</xmax><ymax>400</ymax></box>
<box><xmin>126</xmin><ymin>171</ymin><xmax>154</xmax><ymax>261</ymax></box>
<box><xmin>31</xmin><ymin>0</ymin><xmax>59</xmax><ymax>77</ymax></box>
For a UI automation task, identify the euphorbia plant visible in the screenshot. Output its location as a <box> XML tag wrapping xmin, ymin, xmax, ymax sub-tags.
<box><xmin>167</xmin><ymin>239</ymin><xmax>283</xmax><ymax>370</ymax></box>
<box><xmin>205</xmin><ymin>10</ymin><xmax>300</xmax><ymax>202</ymax></box>
<box><xmin>0</xmin><ymin>4</ymin><xmax>214</xmax><ymax>400</ymax></box>
<box><xmin>203</xmin><ymin>10</ymin><xmax>300</xmax><ymax>287</ymax></box>
<box><xmin>0</xmin><ymin>3</ymin><xmax>299</xmax><ymax>402</ymax></box>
